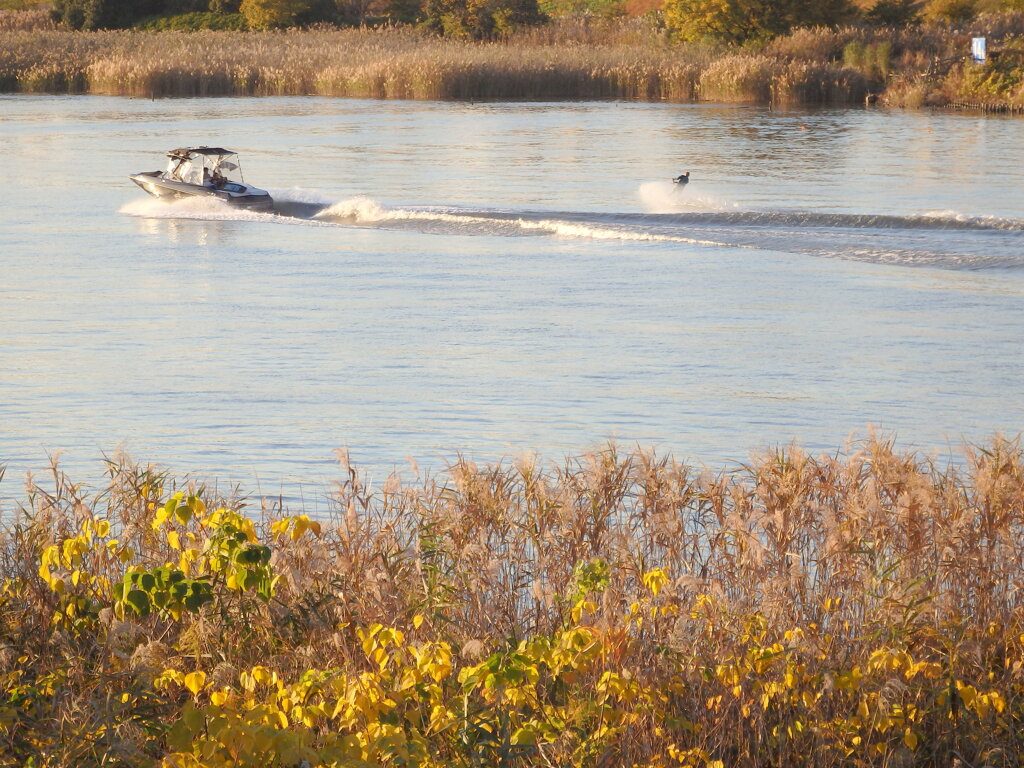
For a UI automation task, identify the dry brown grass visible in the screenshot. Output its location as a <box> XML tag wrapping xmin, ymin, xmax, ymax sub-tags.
<box><xmin>0</xmin><ymin>22</ymin><xmax>862</xmax><ymax>102</ymax></box>
<box><xmin>0</xmin><ymin>7</ymin><xmax>55</xmax><ymax>30</ymax></box>
<box><xmin>2</xmin><ymin>10</ymin><xmax>1024</xmax><ymax>105</ymax></box>
<box><xmin>0</xmin><ymin>25</ymin><xmax>703</xmax><ymax>98</ymax></box>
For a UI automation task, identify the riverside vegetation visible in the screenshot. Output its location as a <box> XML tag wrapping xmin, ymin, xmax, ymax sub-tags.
<box><xmin>2</xmin><ymin>9</ymin><xmax>1024</xmax><ymax>105</ymax></box>
<box><xmin>2</xmin><ymin>435</ymin><xmax>1024</xmax><ymax>766</ymax></box>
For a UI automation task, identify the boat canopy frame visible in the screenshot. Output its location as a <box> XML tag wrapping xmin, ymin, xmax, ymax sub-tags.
<box><xmin>163</xmin><ymin>147</ymin><xmax>247</xmax><ymax>186</ymax></box>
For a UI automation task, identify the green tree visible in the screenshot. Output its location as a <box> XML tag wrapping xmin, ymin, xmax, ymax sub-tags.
<box><xmin>164</xmin><ymin>0</ymin><xmax>207</xmax><ymax>11</ymax></box>
<box><xmin>923</xmin><ymin>0</ymin><xmax>976</xmax><ymax>23</ymax></box>
<box><xmin>386</xmin><ymin>0</ymin><xmax>423</xmax><ymax>23</ymax></box>
<box><xmin>664</xmin><ymin>0</ymin><xmax>855</xmax><ymax>44</ymax></box>
<box><xmin>864</xmin><ymin>0</ymin><xmax>921</xmax><ymax>25</ymax></box>
<box><xmin>424</xmin><ymin>0</ymin><xmax>543</xmax><ymax>37</ymax></box>
<box><xmin>239</xmin><ymin>0</ymin><xmax>313</xmax><ymax>27</ymax></box>
<box><xmin>540</xmin><ymin>0</ymin><xmax>624</xmax><ymax>18</ymax></box>
<box><xmin>51</xmin><ymin>0</ymin><xmax>163</xmax><ymax>29</ymax></box>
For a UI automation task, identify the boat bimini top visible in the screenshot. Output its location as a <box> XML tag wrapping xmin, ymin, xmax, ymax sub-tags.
<box><xmin>164</xmin><ymin>147</ymin><xmax>243</xmax><ymax>186</ymax></box>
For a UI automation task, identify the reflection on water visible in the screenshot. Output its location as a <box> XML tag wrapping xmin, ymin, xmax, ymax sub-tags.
<box><xmin>1</xmin><ymin>95</ymin><xmax>1023</xmax><ymax>499</ymax></box>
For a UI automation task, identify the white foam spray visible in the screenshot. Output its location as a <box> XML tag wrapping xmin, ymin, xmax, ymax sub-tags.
<box><xmin>119</xmin><ymin>195</ymin><xmax>270</xmax><ymax>222</ymax></box>
<box><xmin>637</xmin><ymin>181</ymin><xmax>739</xmax><ymax>214</ymax></box>
<box><xmin>119</xmin><ymin>192</ymin><xmax>338</xmax><ymax>229</ymax></box>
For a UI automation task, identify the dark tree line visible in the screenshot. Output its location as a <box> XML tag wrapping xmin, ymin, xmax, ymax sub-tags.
<box><xmin>52</xmin><ymin>0</ymin><xmax>349</xmax><ymax>29</ymax></box>
<box><xmin>49</xmin><ymin>0</ymin><xmax>1016</xmax><ymax>37</ymax></box>
<box><xmin>51</xmin><ymin>0</ymin><xmax>543</xmax><ymax>32</ymax></box>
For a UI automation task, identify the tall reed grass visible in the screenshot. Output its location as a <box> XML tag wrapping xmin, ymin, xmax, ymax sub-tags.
<box><xmin>2</xmin><ymin>11</ymin><xmax>1024</xmax><ymax>104</ymax></box>
<box><xmin>0</xmin><ymin>24</ymin><xmax>706</xmax><ymax>99</ymax></box>
<box><xmin>2</xmin><ymin>436</ymin><xmax>1023</xmax><ymax>766</ymax></box>
<box><xmin>0</xmin><ymin>19</ymin><xmax>917</xmax><ymax>103</ymax></box>
<box><xmin>0</xmin><ymin>7</ymin><xmax>54</xmax><ymax>30</ymax></box>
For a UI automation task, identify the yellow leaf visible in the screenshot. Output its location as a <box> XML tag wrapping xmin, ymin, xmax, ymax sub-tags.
<box><xmin>990</xmin><ymin>690</ymin><xmax>1007</xmax><ymax>714</ymax></box>
<box><xmin>184</xmin><ymin>671</ymin><xmax>206</xmax><ymax>696</ymax></box>
<box><xmin>571</xmin><ymin>601</ymin><xmax>584</xmax><ymax>623</ymax></box>
<box><xmin>642</xmin><ymin>568</ymin><xmax>669</xmax><ymax>597</ymax></box>
<box><xmin>167</xmin><ymin>530</ymin><xmax>181</xmax><ymax>551</ymax></box>
<box><xmin>413</xmin><ymin>614</ymin><xmax>425</xmax><ymax>630</ymax></box>
<box><xmin>957</xmin><ymin>683</ymin><xmax>977</xmax><ymax>709</ymax></box>
<box><xmin>904</xmin><ymin>728</ymin><xmax>918</xmax><ymax>750</ymax></box>
<box><xmin>211</xmin><ymin>690</ymin><xmax>228</xmax><ymax>706</ymax></box>
<box><xmin>510</xmin><ymin>727</ymin><xmax>536</xmax><ymax>746</ymax></box>
<box><xmin>95</xmin><ymin>520</ymin><xmax>111</xmax><ymax>538</ymax></box>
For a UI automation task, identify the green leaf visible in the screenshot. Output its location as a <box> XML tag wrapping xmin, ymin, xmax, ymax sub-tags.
<box><xmin>184</xmin><ymin>589</ymin><xmax>212</xmax><ymax>612</ymax></box>
<box><xmin>125</xmin><ymin>589</ymin><xmax>151</xmax><ymax>616</ymax></box>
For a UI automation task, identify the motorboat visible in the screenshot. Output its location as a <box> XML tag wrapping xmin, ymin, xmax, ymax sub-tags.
<box><xmin>130</xmin><ymin>147</ymin><xmax>273</xmax><ymax>211</ymax></box>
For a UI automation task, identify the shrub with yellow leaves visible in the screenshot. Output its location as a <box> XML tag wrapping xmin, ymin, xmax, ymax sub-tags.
<box><xmin>3</xmin><ymin>440</ymin><xmax>1024</xmax><ymax>767</ymax></box>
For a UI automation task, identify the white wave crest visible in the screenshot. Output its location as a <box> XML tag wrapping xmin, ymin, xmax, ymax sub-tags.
<box><xmin>316</xmin><ymin>197</ymin><xmax>737</xmax><ymax>245</ymax></box>
<box><xmin>315</xmin><ymin>196</ymin><xmax>394</xmax><ymax>222</ymax></box>
<box><xmin>517</xmin><ymin>218</ymin><xmax>736</xmax><ymax>246</ymax></box>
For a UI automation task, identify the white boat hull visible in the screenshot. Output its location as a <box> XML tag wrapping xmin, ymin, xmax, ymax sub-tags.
<box><xmin>130</xmin><ymin>171</ymin><xmax>273</xmax><ymax>211</ymax></box>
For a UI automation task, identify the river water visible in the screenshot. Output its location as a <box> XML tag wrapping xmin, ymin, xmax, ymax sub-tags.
<box><xmin>2</xmin><ymin>95</ymin><xmax>1023</xmax><ymax>500</ymax></box>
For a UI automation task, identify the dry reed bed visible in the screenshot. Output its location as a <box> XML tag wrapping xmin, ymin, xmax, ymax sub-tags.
<box><xmin>0</xmin><ymin>24</ymin><xmax>872</xmax><ymax>102</ymax></box>
<box><xmin>3</xmin><ymin>11</ymin><xmax>1022</xmax><ymax>105</ymax></box>
<box><xmin>2</xmin><ymin>436</ymin><xmax>1023</xmax><ymax>766</ymax></box>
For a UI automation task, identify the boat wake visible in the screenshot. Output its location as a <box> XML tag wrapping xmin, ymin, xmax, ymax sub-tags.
<box><xmin>119</xmin><ymin>188</ymin><xmax>1024</xmax><ymax>271</ymax></box>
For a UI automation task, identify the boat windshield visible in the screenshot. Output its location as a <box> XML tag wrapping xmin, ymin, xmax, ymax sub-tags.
<box><xmin>164</xmin><ymin>152</ymin><xmax>243</xmax><ymax>185</ymax></box>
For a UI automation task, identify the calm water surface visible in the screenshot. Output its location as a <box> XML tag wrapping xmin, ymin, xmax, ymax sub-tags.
<box><xmin>2</xmin><ymin>95</ymin><xmax>1023</xmax><ymax>500</ymax></box>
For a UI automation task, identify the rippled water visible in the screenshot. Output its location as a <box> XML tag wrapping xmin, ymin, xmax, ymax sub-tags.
<box><xmin>2</xmin><ymin>95</ymin><xmax>1023</xmax><ymax>498</ymax></box>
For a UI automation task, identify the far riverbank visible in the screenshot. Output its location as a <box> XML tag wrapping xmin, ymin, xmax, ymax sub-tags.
<box><xmin>2</xmin><ymin>12</ymin><xmax>1023</xmax><ymax>107</ymax></box>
